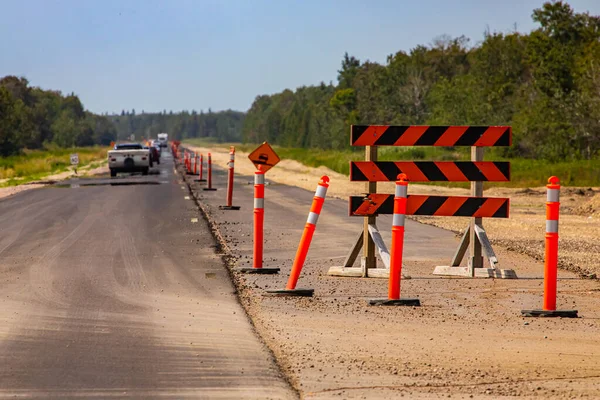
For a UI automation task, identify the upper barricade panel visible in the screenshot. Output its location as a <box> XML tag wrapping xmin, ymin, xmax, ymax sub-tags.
<box><xmin>351</xmin><ymin>125</ymin><xmax>512</xmax><ymax>147</ymax></box>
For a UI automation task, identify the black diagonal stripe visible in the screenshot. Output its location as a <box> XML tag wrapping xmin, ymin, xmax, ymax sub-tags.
<box><xmin>413</xmin><ymin>196</ymin><xmax>448</xmax><ymax>216</ymax></box>
<box><xmin>455</xmin><ymin>162</ymin><xmax>488</xmax><ymax>181</ymax></box>
<box><xmin>351</xmin><ymin>125</ymin><xmax>369</xmax><ymax>145</ymax></box>
<box><xmin>414</xmin><ymin>162</ymin><xmax>447</xmax><ymax>181</ymax></box>
<box><xmin>374</xmin><ymin>126</ymin><xmax>407</xmax><ymax>146</ymax></box>
<box><xmin>493</xmin><ymin>200</ymin><xmax>509</xmax><ymax>218</ymax></box>
<box><xmin>494</xmin><ymin>127</ymin><xmax>511</xmax><ymax>146</ymax></box>
<box><xmin>349</xmin><ymin>196</ymin><xmax>365</xmax><ymax>216</ymax></box>
<box><xmin>454</xmin><ymin>126</ymin><xmax>487</xmax><ymax>146</ymax></box>
<box><xmin>378</xmin><ymin>195</ymin><xmax>395</xmax><ymax>214</ymax></box>
<box><xmin>495</xmin><ymin>162</ymin><xmax>511</xmax><ymax>180</ymax></box>
<box><xmin>377</xmin><ymin>162</ymin><xmax>402</xmax><ymax>181</ymax></box>
<box><xmin>414</xmin><ymin>126</ymin><xmax>448</xmax><ymax>146</ymax></box>
<box><xmin>350</xmin><ymin>162</ymin><xmax>368</xmax><ymax>181</ymax></box>
<box><xmin>455</xmin><ymin>197</ymin><xmax>485</xmax><ymax>217</ymax></box>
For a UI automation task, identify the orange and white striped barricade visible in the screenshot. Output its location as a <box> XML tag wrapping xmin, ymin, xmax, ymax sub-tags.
<box><xmin>267</xmin><ymin>176</ymin><xmax>330</xmax><ymax>296</ymax></box>
<box><xmin>239</xmin><ymin>165</ymin><xmax>279</xmax><ymax>274</ymax></box>
<box><xmin>369</xmin><ymin>174</ymin><xmax>420</xmax><ymax>306</ymax></box>
<box><xmin>203</xmin><ymin>152</ymin><xmax>217</xmax><ymax>191</ymax></box>
<box><xmin>521</xmin><ymin>177</ymin><xmax>577</xmax><ymax>318</ymax></box>
<box><xmin>219</xmin><ymin>146</ymin><xmax>240</xmax><ymax>210</ymax></box>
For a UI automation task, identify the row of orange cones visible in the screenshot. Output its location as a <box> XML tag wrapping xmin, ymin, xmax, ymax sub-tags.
<box><xmin>173</xmin><ymin>142</ymin><xmax>576</xmax><ymax>317</ymax></box>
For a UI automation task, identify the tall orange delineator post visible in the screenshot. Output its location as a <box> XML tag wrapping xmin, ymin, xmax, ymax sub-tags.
<box><xmin>239</xmin><ymin>165</ymin><xmax>279</xmax><ymax>274</ymax></box>
<box><xmin>521</xmin><ymin>176</ymin><xmax>577</xmax><ymax>318</ymax></box>
<box><xmin>267</xmin><ymin>176</ymin><xmax>330</xmax><ymax>296</ymax></box>
<box><xmin>219</xmin><ymin>146</ymin><xmax>240</xmax><ymax>210</ymax></box>
<box><xmin>194</xmin><ymin>152</ymin><xmax>198</xmax><ymax>175</ymax></box>
<box><xmin>203</xmin><ymin>152</ymin><xmax>217</xmax><ymax>191</ymax></box>
<box><xmin>369</xmin><ymin>174</ymin><xmax>421</xmax><ymax>306</ymax></box>
<box><xmin>196</xmin><ymin>153</ymin><xmax>206</xmax><ymax>182</ymax></box>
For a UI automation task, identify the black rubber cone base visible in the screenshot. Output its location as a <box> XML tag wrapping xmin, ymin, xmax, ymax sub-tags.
<box><xmin>203</xmin><ymin>188</ymin><xmax>217</xmax><ymax>191</ymax></box>
<box><xmin>219</xmin><ymin>205</ymin><xmax>241</xmax><ymax>210</ymax></box>
<box><xmin>194</xmin><ymin>179</ymin><xmax>206</xmax><ymax>183</ymax></box>
<box><xmin>521</xmin><ymin>309</ymin><xmax>578</xmax><ymax>318</ymax></box>
<box><xmin>237</xmin><ymin>267</ymin><xmax>280</xmax><ymax>274</ymax></box>
<box><xmin>266</xmin><ymin>288</ymin><xmax>314</xmax><ymax>297</ymax></box>
<box><xmin>369</xmin><ymin>298</ymin><xmax>421</xmax><ymax>306</ymax></box>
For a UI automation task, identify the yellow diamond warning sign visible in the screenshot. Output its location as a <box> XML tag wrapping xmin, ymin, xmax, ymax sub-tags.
<box><xmin>248</xmin><ymin>142</ymin><xmax>280</xmax><ymax>173</ymax></box>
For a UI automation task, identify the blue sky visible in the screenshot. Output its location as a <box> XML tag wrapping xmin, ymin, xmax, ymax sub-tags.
<box><xmin>2</xmin><ymin>0</ymin><xmax>600</xmax><ymax>114</ymax></box>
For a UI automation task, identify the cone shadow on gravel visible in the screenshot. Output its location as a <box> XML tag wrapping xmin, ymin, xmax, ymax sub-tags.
<box><xmin>265</xmin><ymin>288</ymin><xmax>314</xmax><ymax>297</ymax></box>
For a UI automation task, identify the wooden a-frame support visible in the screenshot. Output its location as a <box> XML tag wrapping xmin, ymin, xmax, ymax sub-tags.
<box><xmin>327</xmin><ymin>145</ymin><xmax>517</xmax><ymax>279</ymax></box>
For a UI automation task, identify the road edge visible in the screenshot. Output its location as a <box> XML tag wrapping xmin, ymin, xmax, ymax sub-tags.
<box><xmin>173</xmin><ymin>162</ymin><xmax>303</xmax><ymax>399</ymax></box>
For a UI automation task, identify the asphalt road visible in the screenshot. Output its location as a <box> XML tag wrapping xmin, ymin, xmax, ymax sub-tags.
<box><xmin>0</xmin><ymin>153</ymin><xmax>295</xmax><ymax>399</ymax></box>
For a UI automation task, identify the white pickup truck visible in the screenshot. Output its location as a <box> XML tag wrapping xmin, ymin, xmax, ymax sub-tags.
<box><xmin>108</xmin><ymin>143</ymin><xmax>151</xmax><ymax>177</ymax></box>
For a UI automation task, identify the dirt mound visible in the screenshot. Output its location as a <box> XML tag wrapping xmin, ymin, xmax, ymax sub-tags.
<box><xmin>574</xmin><ymin>193</ymin><xmax>600</xmax><ymax>216</ymax></box>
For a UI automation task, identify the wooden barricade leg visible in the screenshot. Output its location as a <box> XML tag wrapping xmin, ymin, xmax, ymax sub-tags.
<box><xmin>433</xmin><ymin>147</ymin><xmax>517</xmax><ymax>279</ymax></box>
<box><xmin>328</xmin><ymin>146</ymin><xmax>391</xmax><ymax>279</ymax></box>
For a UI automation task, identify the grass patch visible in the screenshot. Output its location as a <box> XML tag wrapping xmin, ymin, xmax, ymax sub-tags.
<box><xmin>184</xmin><ymin>139</ymin><xmax>600</xmax><ymax>188</ymax></box>
<box><xmin>0</xmin><ymin>146</ymin><xmax>109</xmax><ymax>187</ymax></box>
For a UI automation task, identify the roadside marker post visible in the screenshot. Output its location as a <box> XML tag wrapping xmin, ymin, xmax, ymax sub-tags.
<box><xmin>267</xmin><ymin>176</ymin><xmax>330</xmax><ymax>296</ymax></box>
<box><xmin>369</xmin><ymin>174</ymin><xmax>420</xmax><ymax>306</ymax></box>
<box><xmin>328</xmin><ymin>125</ymin><xmax>517</xmax><ymax>280</ymax></box>
<box><xmin>203</xmin><ymin>153</ymin><xmax>217</xmax><ymax>191</ymax></box>
<box><xmin>521</xmin><ymin>177</ymin><xmax>578</xmax><ymax>318</ymax></box>
<box><xmin>239</xmin><ymin>142</ymin><xmax>281</xmax><ymax>275</ymax></box>
<box><xmin>219</xmin><ymin>146</ymin><xmax>241</xmax><ymax>210</ymax></box>
<box><xmin>194</xmin><ymin>152</ymin><xmax>198</xmax><ymax>175</ymax></box>
<box><xmin>196</xmin><ymin>153</ymin><xmax>206</xmax><ymax>183</ymax></box>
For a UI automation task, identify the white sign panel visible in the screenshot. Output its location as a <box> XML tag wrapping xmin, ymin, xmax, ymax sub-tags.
<box><xmin>70</xmin><ymin>153</ymin><xmax>79</xmax><ymax>165</ymax></box>
<box><xmin>130</xmin><ymin>134</ymin><xmax>135</xmax><ymax>141</ymax></box>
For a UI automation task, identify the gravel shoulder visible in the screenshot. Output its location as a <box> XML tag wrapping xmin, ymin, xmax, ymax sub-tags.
<box><xmin>179</xmin><ymin>147</ymin><xmax>600</xmax><ymax>399</ymax></box>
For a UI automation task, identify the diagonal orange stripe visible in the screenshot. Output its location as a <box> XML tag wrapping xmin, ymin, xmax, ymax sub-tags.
<box><xmin>473</xmin><ymin>198</ymin><xmax>507</xmax><ymax>218</ymax></box>
<box><xmin>434</xmin><ymin>198</ymin><xmax>466</xmax><ymax>216</ymax></box>
<box><xmin>353</xmin><ymin>194</ymin><xmax>390</xmax><ymax>215</ymax></box>
<box><xmin>356</xmin><ymin>162</ymin><xmax>389</xmax><ymax>181</ymax></box>
<box><xmin>405</xmin><ymin>195</ymin><xmax>429</xmax><ymax>215</ymax></box>
<box><xmin>474</xmin><ymin>162</ymin><xmax>509</xmax><ymax>181</ymax></box>
<box><xmin>394</xmin><ymin>126</ymin><xmax>429</xmax><ymax>146</ymax></box>
<box><xmin>474</xmin><ymin>126</ymin><xmax>510</xmax><ymax>146</ymax></box>
<box><xmin>434</xmin><ymin>161</ymin><xmax>468</xmax><ymax>181</ymax></box>
<box><xmin>395</xmin><ymin>162</ymin><xmax>429</xmax><ymax>181</ymax></box>
<box><xmin>353</xmin><ymin>126</ymin><xmax>389</xmax><ymax>146</ymax></box>
<box><xmin>434</xmin><ymin>126</ymin><xmax>468</xmax><ymax>146</ymax></box>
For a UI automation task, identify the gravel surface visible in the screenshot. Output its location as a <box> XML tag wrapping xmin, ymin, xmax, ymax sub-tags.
<box><xmin>178</xmin><ymin>147</ymin><xmax>600</xmax><ymax>399</ymax></box>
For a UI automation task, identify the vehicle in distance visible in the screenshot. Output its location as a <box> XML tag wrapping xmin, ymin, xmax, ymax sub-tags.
<box><xmin>108</xmin><ymin>143</ymin><xmax>151</xmax><ymax>177</ymax></box>
<box><xmin>157</xmin><ymin>133</ymin><xmax>168</xmax><ymax>148</ymax></box>
<box><xmin>149</xmin><ymin>145</ymin><xmax>160</xmax><ymax>165</ymax></box>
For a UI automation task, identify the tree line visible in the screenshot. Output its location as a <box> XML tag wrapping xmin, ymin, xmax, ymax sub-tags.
<box><xmin>0</xmin><ymin>76</ymin><xmax>117</xmax><ymax>157</ymax></box>
<box><xmin>243</xmin><ymin>2</ymin><xmax>600</xmax><ymax>161</ymax></box>
<box><xmin>107</xmin><ymin>109</ymin><xmax>244</xmax><ymax>143</ymax></box>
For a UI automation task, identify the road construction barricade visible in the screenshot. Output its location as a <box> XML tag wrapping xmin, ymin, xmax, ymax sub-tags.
<box><xmin>239</xmin><ymin>165</ymin><xmax>279</xmax><ymax>274</ymax></box>
<box><xmin>521</xmin><ymin>177</ymin><xmax>578</xmax><ymax>318</ymax></box>
<box><xmin>202</xmin><ymin>153</ymin><xmax>217</xmax><ymax>191</ymax></box>
<box><xmin>219</xmin><ymin>146</ymin><xmax>240</xmax><ymax>210</ymax></box>
<box><xmin>267</xmin><ymin>176</ymin><xmax>330</xmax><ymax>296</ymax></box>
<box><xmin>328</xmin><ymin>125</ymin><xmax>516</xmax><ymax>281</ymax></box>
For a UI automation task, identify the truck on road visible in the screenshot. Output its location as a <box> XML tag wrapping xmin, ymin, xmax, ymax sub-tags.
<box><xmin>157</xmin><ymin>133</ymin><xmax>168</xmax><ymax>148</ymax></box>
<box><xmin>108</xmin><ymin>143</ymin><xmax>151</xmax><ymax>177</ymax></box>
